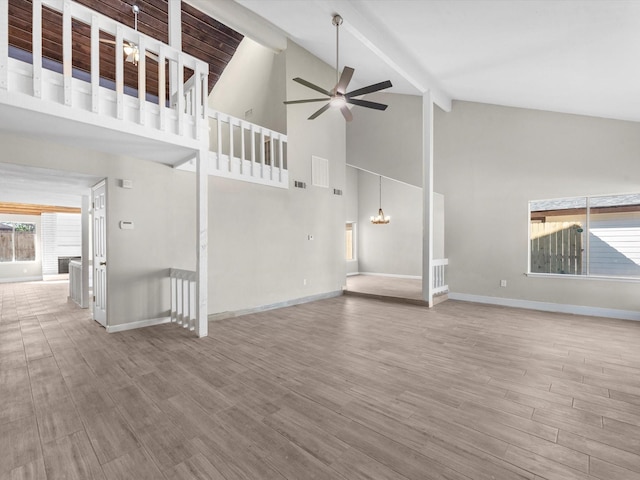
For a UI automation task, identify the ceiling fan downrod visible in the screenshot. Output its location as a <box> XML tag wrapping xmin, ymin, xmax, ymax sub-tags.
<box><xmin>332</xmin><ymin>14</ymin><xmax>343</xmax><ymax>88</ymax></box>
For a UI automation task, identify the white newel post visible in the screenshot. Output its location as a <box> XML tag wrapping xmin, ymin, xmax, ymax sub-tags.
<box><xmin>422</xmin><ymin>91</ymin><xmax>434</xmax><ymax>305</ymax></box>
<box><xmin>196</xmin><ymin>147</ymin><xmax>208</xmax><ymax>337</ymax></box>
<box><xmin>168</xmin><ymin>0</ymin><xmax>181</xmax><ymax>107</ymax></box>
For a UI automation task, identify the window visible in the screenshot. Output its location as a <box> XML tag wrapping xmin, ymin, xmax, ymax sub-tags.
<box><xmin>346</xmin><ymin>222</ymin><xmax>356</xmax><ymax>261</ymax></box>
<box><xmin>529</xmin><ymin>194</ymin><xmax>640</xmax><ymax>277</ymax></box>
<box><xmin>0</xmin><ymin>222</ymin><xmax>36</xmax><ymax>262</ymax></box>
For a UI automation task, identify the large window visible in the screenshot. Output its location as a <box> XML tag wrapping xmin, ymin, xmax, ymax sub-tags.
<box><xmin>529</xmin><ymin>194</ymin><xmax>640</xmax><ymax>278</ymax></box>
<box><xmin>0</xmin><ymin>222</ymin><xmax>36</xmax><ymax>262</ymax></box>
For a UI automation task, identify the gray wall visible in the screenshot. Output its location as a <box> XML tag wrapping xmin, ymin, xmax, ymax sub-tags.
<box><xmin>206</xmin><ymin>40</ymin><xmax>346</xmax><ymax>314</ymax></box>
<box><xmin>0</xmin><ymin>214</ymin><xmax>42</xmax><ymax>282</ymax></box>
<box><xmin>435</xmin><ymin>101</ymin><xmax>640</xmax><ymax>312</ymax></box>
<box><xmin>357</xmin><ymin>170</ymin><xmax>422</xmax><ymax>277</ymax></box>
<box><xmin>0</xmin><ymin>133</ymin><xmax>195</xmax><ymax>327</ymax></box>
<box><xmin>347</xmin><ymin>92</ymin><xmax>423</xmax><ymax>187</ymax></box>
<box><xmin>209</xmin><ymin>37</ymin><xmax>286</xmax><ymax>134</ymax></box>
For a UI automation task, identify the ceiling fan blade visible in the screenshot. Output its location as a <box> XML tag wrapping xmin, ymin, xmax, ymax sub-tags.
<box><xmin>340</xmin><ymin>105</ymin><xmax>353</xmax><ymax>122</ymax></box>
<box><xmin>335</xmin><ymin>66</ymin><xmax>354</xmax><ymax>94</ymax></box>
<box><xmin>346</xmin><ymin>98</ymin><xmax>388</xmax><ymax>111</ymax></box>
<box><xmin>346</xmin><ymin>80</ymin><xmax>393</xmax><ymax>98</ymax></box>
<box><xmin>293</xmin><ymin>77</ymin><xmax>331</xmax><ymax>97</ymax></box>
<box><xmin>308</xmin><ymin>103</ymin><xmax>331</xmax><ymax>120</ymax></box>
<box><xmin>284</xmin><ymin>98</ymin><xmax>331</xmax><ymax>105</ymax></box>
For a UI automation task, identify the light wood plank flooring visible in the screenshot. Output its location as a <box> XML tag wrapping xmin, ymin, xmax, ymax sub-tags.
<box><xmin>345</xmin><ymin>274</ymin><xmax>426</xmax><ymax>305</ymax></box>
<box><xmin>2</xmin><ymin>280</ymin><xmax>640</xmax><ymax>479</ymax></box>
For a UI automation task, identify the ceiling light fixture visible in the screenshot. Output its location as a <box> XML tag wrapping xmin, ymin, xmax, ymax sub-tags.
<box><xmin>371</xmin><ymin>176</ymin><xmax>390</xmax><ymax>225</ymax></box>
<box><xmin>99</xmin><ymin>4</ymin><xmax>159</xmax><ymax>66</ymax></box>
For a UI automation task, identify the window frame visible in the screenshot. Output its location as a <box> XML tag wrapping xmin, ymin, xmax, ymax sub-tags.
<box><xmin>0</xmin><ymin>222</ymin><xmax>37</xmax><ymax>263</ymax></box>
<box><xmin>345</xmin><ymin>221</ymin><xmax>357</xmax><ymax>262</ymax></box>
<box><xmin>527</xmin><ymin>193</ymin><xmax>640</xmax><ymax>282</ymax></box>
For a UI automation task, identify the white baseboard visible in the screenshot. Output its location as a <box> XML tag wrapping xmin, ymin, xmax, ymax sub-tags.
<box><xmin>209</xmin><ymin>290</ymin><xmax>343</xmax><ymax>321</ymax></box>
<box><xmin>448</xmin><ymin>292</ymin><xmax>640</xmax><ymax>322</ymax></box>
<box><xmin>356</xmin><ymin>272</ymin><xmax>422</xmax><ymax>280</ymax></box>
<box><xmin>106</xmin><ymin>316</ymin><xmax>171</xmax><ymax>333</ymax></box>
<box><xmin>0</xmin><ymin>276</ymin><xmax>43</xmax><ymax>284</ymax></box>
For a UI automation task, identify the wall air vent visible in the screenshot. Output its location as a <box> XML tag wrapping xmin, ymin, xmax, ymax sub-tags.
<box><xmin>333</xmin><ymin>189</ymin><xmax>343</xmax><ymax>196</ymax></box>
<box><xmin>294</xmin><ymin>180</ymin><xmax>307</xmax><ymax>189</ymax></box>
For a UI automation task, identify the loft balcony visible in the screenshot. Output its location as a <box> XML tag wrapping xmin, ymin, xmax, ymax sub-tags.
<box><xmin>0</xmin><ymin>0</ymin><xmax>210</xmax><ymax>164</ymax></box>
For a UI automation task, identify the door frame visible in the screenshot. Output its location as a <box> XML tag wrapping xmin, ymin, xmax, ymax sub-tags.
<box><xmin>91</xmin><ymin>179</ymin><xmax>107</xmax><ymax>327</ymax></box>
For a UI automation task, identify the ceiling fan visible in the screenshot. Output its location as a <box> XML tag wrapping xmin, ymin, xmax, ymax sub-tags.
<box><xmin>99</xmin><ymin>5</ymin><xmax>159</xmax><ymax>65</ymax></box>
<box><xmin>284</xmin><ymin>14</ymin><xmax>392</xmax><ymax>122</ymax></box>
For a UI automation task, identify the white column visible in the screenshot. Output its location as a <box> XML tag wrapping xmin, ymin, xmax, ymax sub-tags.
<box><xmin>0</xmin><ymin>0</ymin><xmax>8</xmax><ymax>90</ymax></box>
<box><xmin>168</xmin><ymin>0</ymin><xmax>181</xmax><ymax>106</ymax></box>
<box><xmin>81</xmin><ymin>195</ymin><xmax>90</xmax><ymax>309</ymax></box>
<box><xmin>422</xmin><ymin>91</ymin><xmax>434</xmax><ymax>305</ymax></box>
<box><xmin>196</xmin><ymin>148</ymin><xmax>208</xmax><ymax>337</ymax></box>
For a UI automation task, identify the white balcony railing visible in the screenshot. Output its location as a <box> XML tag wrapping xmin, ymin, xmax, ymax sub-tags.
<box><xmin>433</xmin><ymin>258</ymin><xmax>449</xmax><ymax>295</ymax></box>
<box><xmin>69</xmin><ymin>259</ymin><xmax>83</xmax><ymax>306</ymax></box>
<box><xmin>0</xmin><ymin>0</ymin><xmax>209</xmax><ymax>144</ymax></box>
<box><xmin>170</xmin><ymin>268</ymin><xmax>200</xmax><ymax>335</ymax></box>
<box><xmin>176</xmin><ymin>110</ymin><xmax>289</xmax><ymax>188</ymax></box>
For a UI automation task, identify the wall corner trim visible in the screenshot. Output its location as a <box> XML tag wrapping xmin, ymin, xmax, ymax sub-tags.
<box><xmin>448</xmin><ymin>292</ymin><xmax>640</xmax><ymax>322</ymax></box>
<box><xmin>106</xmin><ymin>316</ymin><xmax>171</xmax><ymax>333</ymax></box>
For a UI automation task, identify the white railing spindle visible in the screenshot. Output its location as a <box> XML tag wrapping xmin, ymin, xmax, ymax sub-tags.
<box><xmin>90</xmin><ymin>14</ymin><xmax>99</xmax><ymax>112</ymax></box>
<box><xmin>177</xmin><ymin>54</ymin><xmax>184</xmax><ymax>136</ymax></box>
<box><xmin>278</xmin><ymin>136</ymin><xmax>284</xmax><ymax>181</ymax></box>
<box><xmin>137</xmin><ymin>35</ymin><xmax>146</xmax><ymax>125</ymax></box>
<box><xmin>250</xmin><ymin>123</ymin><xmax>256</xmax><ymax>176</ymax></box>
<box><xmin>158</xmin><ymin>45</ymin><xmax>166</xmax><ymax>130</ymax></box>
<box><xmin>62</xmin><ymin>0</ymin><xmax>72</xmax><ymax>106</ymax></box>
<box><xmin>115</xmin><ymin>25</ymin><xmax>124</xmax><ymax>120</ymax></box>
<box><xmin>32</xmin><ymin>0</ymin><xmax>43</xmax><ymax>98</ymax></box>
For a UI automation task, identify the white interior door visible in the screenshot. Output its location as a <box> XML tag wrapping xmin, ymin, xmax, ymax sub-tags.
<box><xmin>92</xmin><ymin>180</ymin><xmax>107</xmax><ymax>326</ymax></box>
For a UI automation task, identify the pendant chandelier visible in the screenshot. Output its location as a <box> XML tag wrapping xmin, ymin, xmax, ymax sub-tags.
<box><xmin>371</xmin><ymin>175</ymin><xmax>390</xmax><ymax>224</ymax></box>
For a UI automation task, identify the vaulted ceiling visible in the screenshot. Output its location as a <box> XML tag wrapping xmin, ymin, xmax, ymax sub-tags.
<box><xmin>8</xmin><ymin>0</ymin><xmax>244</xmax><ymax>96</ymax></box>
<box><xmin>236</xmin><ymin>0</ymin><xmax>640</xmax><ymax>123</ymax></box>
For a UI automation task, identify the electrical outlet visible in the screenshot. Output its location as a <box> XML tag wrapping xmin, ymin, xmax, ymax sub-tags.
<box><xmin>500</xmin><ymin>280</ymin><xmax>507</xmax><ymax>287</ymax></box>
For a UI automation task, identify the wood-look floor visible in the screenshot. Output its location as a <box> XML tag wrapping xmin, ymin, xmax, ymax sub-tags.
<box><xmin>2</xmin><ymin>281</ymin><xmax>640</xmax><ymax>480</ymax></box>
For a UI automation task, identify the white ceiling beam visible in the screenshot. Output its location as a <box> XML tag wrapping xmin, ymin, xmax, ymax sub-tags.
<box><xmin>186</xmin><ymin>0</ymin><xmax>287</xmax><ymax>53</ymax></box>
<box><xmin>313</xmin><ymin>0</ymin><xmax>452</xmax><ymax>111</ymax></box>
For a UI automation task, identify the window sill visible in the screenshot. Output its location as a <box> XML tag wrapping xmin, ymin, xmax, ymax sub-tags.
<box><xmin>525</xmin><ymin>272</ymin><xmax>640</xmax><ymax>283</ymax></box>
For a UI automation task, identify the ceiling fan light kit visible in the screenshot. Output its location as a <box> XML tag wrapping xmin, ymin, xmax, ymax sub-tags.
<box><xmin>284</xmin><ymin>14</ymin><xmax>392</xmax><ymax>121</ymax></box>
<box><xmin>99</xmin><ymin>4</ymin><xmax>159</xmax><ymax>66</ymax></box>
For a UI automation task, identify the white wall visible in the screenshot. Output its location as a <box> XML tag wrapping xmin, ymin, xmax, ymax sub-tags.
<box><xmin>0</xmin><ymin>213</ymin><xmax>42</xmax><ymax>283</ymax></box>
<box><xmin>357</xmin><ymin>170</ymin><xmax>422</xmax><ymax>276</ymax></box>
<box><xmin>0</xmin><ymin>133</ymin><xmax>195</xmax><ymax>327</ymax></box>
<box><xmin>206</xmin><ymin>40</ymin><xmax>346</xmax><ymax>314</ymax></box>
<box><xmin>435</xmin><ymin>101</ymin><xmax>640</xmax><ymax>313</ymax></box>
